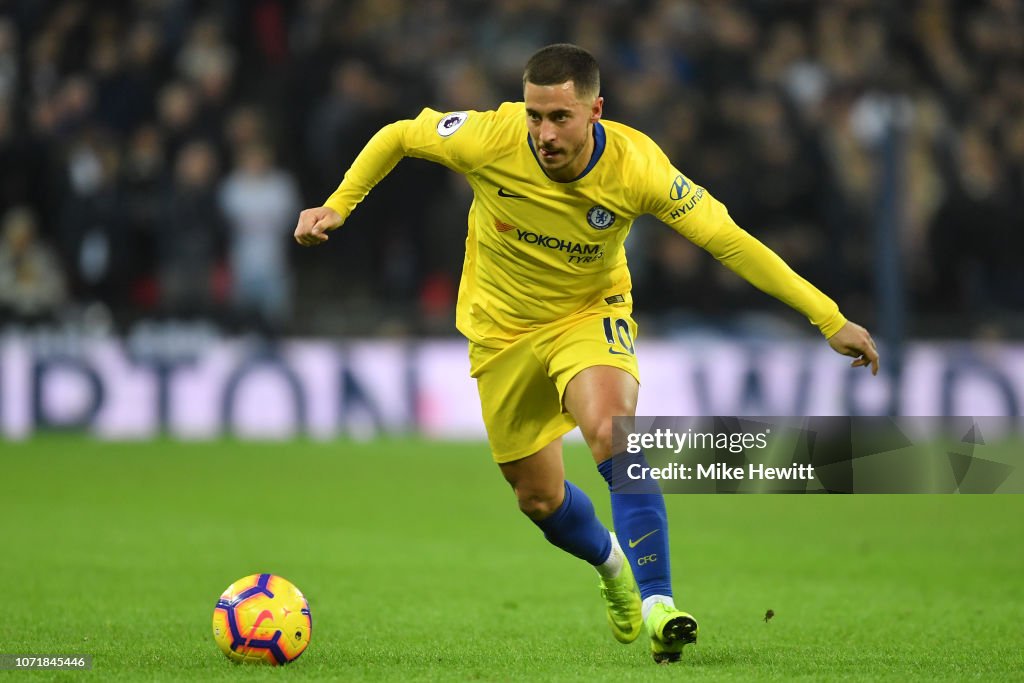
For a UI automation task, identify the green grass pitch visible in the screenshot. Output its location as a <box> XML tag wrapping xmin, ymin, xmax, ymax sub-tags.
<box><xmin>2</xmin><ymin>437</ymin><xmax>1022</xmax><ymax>681</ymax></box>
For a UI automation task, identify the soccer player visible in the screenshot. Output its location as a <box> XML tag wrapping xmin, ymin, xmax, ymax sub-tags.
<box><xmin>295</xmin><ymin>44</ymin><xmax>879</xmax><ymax>663</ymax></box>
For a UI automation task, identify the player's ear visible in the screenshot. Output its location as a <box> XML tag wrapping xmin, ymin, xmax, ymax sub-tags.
<box><xmin>591</xmin><ymin>96</ymin><xmax>603</xmax><ymax>123</ymax></box>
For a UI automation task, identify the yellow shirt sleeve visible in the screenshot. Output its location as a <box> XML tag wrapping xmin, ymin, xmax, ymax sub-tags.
<box><xmin>700</xmin><ymin>216</ymin><xmax>847</xmax><ymax>338</ymax></box>
<box><xmin>323</xmin><ymin>107</ymin><xmax>488</xmax><ymax>222</ymax></box>
<box><xmin>640</xmin><ymin>147</ymin><xmax>846</xmax><ymax>339</ymax></box>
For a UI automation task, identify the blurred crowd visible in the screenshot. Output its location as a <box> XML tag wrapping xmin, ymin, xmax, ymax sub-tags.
<box><xmin>0</xmin><ymin>0</ymin><xmax>1022</xmax><ymax>338</ymax></box>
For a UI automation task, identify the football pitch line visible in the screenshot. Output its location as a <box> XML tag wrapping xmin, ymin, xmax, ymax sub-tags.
<box><xmin>2</xmin><ymin>437</ymin><xmax>1022</xmax><ymax>681</ymax></box>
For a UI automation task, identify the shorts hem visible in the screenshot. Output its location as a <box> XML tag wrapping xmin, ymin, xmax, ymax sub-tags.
<box><xmin>490</xmin><ymin>422</ymin><xmax>577</xmax><ymax>464</ymax></box>
<box><xmin>555</xmin><ymin>362</ymin><xmax>641</xmax><ymax>411</ymax></box>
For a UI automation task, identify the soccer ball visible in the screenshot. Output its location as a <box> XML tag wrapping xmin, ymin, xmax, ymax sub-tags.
<box><xmin>212</xmin><ymin>573</ymin><xmax>312</xmax><ymax>665</ymax></box>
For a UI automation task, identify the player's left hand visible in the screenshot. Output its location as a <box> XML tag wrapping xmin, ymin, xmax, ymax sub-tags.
<box><xmin>828</xmin><ymin>321</ymin><xmax>880</xmax><ymax>375</ymax></box>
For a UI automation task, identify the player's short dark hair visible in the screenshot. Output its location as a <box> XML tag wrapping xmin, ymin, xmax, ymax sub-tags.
<box><xmin>523</xmin><ymin>44</ymin><xmax>600</xmax><ymax>101</ymax></box>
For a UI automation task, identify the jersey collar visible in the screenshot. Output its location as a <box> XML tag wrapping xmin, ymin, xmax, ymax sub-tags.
<box><xmin>527</xmin><ymin>121</ymin><xmax>606</xmax><ymax>183</ymax></box>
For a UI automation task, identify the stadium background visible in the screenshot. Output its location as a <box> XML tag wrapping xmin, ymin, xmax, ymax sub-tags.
<box><xmin>1</xmin><ymin>1</ymin><xmax>1022</xmax><ymax>680</ymax></box>
<box><xmin>1</xmin><ymin>0</ymin><xmax>1023</xmax><ymax>435</ymax></box>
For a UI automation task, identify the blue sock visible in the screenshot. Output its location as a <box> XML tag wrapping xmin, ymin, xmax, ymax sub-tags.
<box><xmin>597</xmin><ymin>451</ymin><xmax>672</xmax><ymax>599</ymax></box>
<box><xmin>533</xmin><ymin>480</ymin><xmax>612</xmax><ymax>566</ymax></box>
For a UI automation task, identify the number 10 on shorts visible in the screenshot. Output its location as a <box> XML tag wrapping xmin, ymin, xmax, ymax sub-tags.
<box><xmin>603</xmin><ymin>317</ymin><xmax>635</xmax><ymax>356</ymax></box>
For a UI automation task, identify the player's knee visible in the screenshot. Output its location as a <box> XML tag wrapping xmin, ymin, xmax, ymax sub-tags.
<box><xmin>515</xmin><ymin>487</ymin><xmax>563</xmax><ymax>521</ymax></box>
<box><xmin>584</xmin><ymin>419</ymin><xmax>615</xmax><ymax>463</ymax></box>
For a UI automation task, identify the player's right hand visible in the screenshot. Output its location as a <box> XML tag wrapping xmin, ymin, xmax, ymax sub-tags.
<box><xmin>294</xmin><ymin>206</ymin><xmax>343</xmax><ymax>246</ymax></box>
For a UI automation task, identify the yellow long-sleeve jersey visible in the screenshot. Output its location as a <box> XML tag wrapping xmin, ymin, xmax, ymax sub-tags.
<box><xmin>324</xmin><ymin>102</ymin><xmax>846</xmax><ymax>347</ymax></box>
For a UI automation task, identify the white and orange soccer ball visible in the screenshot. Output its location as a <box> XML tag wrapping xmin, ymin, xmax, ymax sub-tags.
<box><xmin>212</xmin><ymin>573</ymin><xmax>312</xmax><ymax>665</ymax></box>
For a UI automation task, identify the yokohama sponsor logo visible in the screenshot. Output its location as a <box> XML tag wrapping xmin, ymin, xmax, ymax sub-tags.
<box><xmin>494</xmin><ymin>218</ymin><xmax>516</xmax><ymax>232</ymax></box>
<box><xmin>515</xmin><ymin>229</ymin><xmax>601</xmax><ymax>256</ymax></box>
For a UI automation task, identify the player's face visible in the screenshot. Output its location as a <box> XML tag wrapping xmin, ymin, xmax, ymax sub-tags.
<box><xmin>524</xmin><ymin>80</ymin><xmax>603</xmax><ymax>182</ymax></box>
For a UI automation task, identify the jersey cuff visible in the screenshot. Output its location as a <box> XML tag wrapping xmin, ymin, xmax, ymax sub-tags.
<box><xmin>322</xmin><ymin>200</ymin><xmax>347</xmax><ymax>220</ymax></box>
<box><xmin>820</xmin><ymin>311</ymin><xmax>848</xmax><ymax>339</ymax></box>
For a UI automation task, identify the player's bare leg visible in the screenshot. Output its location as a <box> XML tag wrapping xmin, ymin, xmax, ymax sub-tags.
<box><xmin>565</xmin><ymin>366</ymin><xmax>698</xmax><ymax>662</ymax></box>
<box><xmin>499</xmin><ymin>439</ymin><xmax>566</xmax><ymax>521</ymax></box>
<box><xmin>499</xmin><ymin>438</ymin><xmax>641</xmax><ymax>643</ymax></box>
<box><xmin>562</xmin><ymin>365</ymin><xmax>638</xmax><ymax>464</ymax></box>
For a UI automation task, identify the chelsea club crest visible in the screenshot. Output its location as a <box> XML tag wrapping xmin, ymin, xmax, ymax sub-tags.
<box><xmin>586</xmin><ymin>205</ymin><xmax>616</xmax><ymax>230</ymax></box>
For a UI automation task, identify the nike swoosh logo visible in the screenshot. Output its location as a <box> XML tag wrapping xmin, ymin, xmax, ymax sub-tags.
<box><xmin>608</xmin><ymin>348</ymin><xmax>632</xmax><ymax>356</ymax></box>
<box><xmin>628</xmin><ymin>530</ymin><xmax>659</xmax><ymax>548</ymax></box>
<box><xmin>240</xmin><ymin>609</ymin><xmax>274</xmax><ymax>653</ymax></box>
<box><xmin>498</xmin><ymin>188</ymin><xmax>527</xmax><ymax>198</ymax></box>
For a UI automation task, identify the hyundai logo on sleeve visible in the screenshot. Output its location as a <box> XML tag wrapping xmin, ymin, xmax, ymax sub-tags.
<box><xmin>669</xmin><ymin>174</ymin><xmax>692</xmax><ymax>200</ymax></box>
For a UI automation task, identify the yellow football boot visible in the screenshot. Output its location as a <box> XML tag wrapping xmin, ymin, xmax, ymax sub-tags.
<box><xmin>598</xmin><ymin>534</ymin><xmax>642</xmax><ymax>643</ymax></box>
<box><xmin>646</xmin><ymin>602</ymin><xmax>698</xmax><ymax>663</ymax></box>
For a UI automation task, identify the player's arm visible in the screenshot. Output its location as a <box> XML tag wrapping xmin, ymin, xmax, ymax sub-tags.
<box><xmin>295</xmin><ymin>108</ymin><xmax>484</xmax><ymax>246</ymax></box>
<box><xmin>647</xmin><ymin>168</ymin><xmax>879</xmax><ymax>374</ymax></box>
